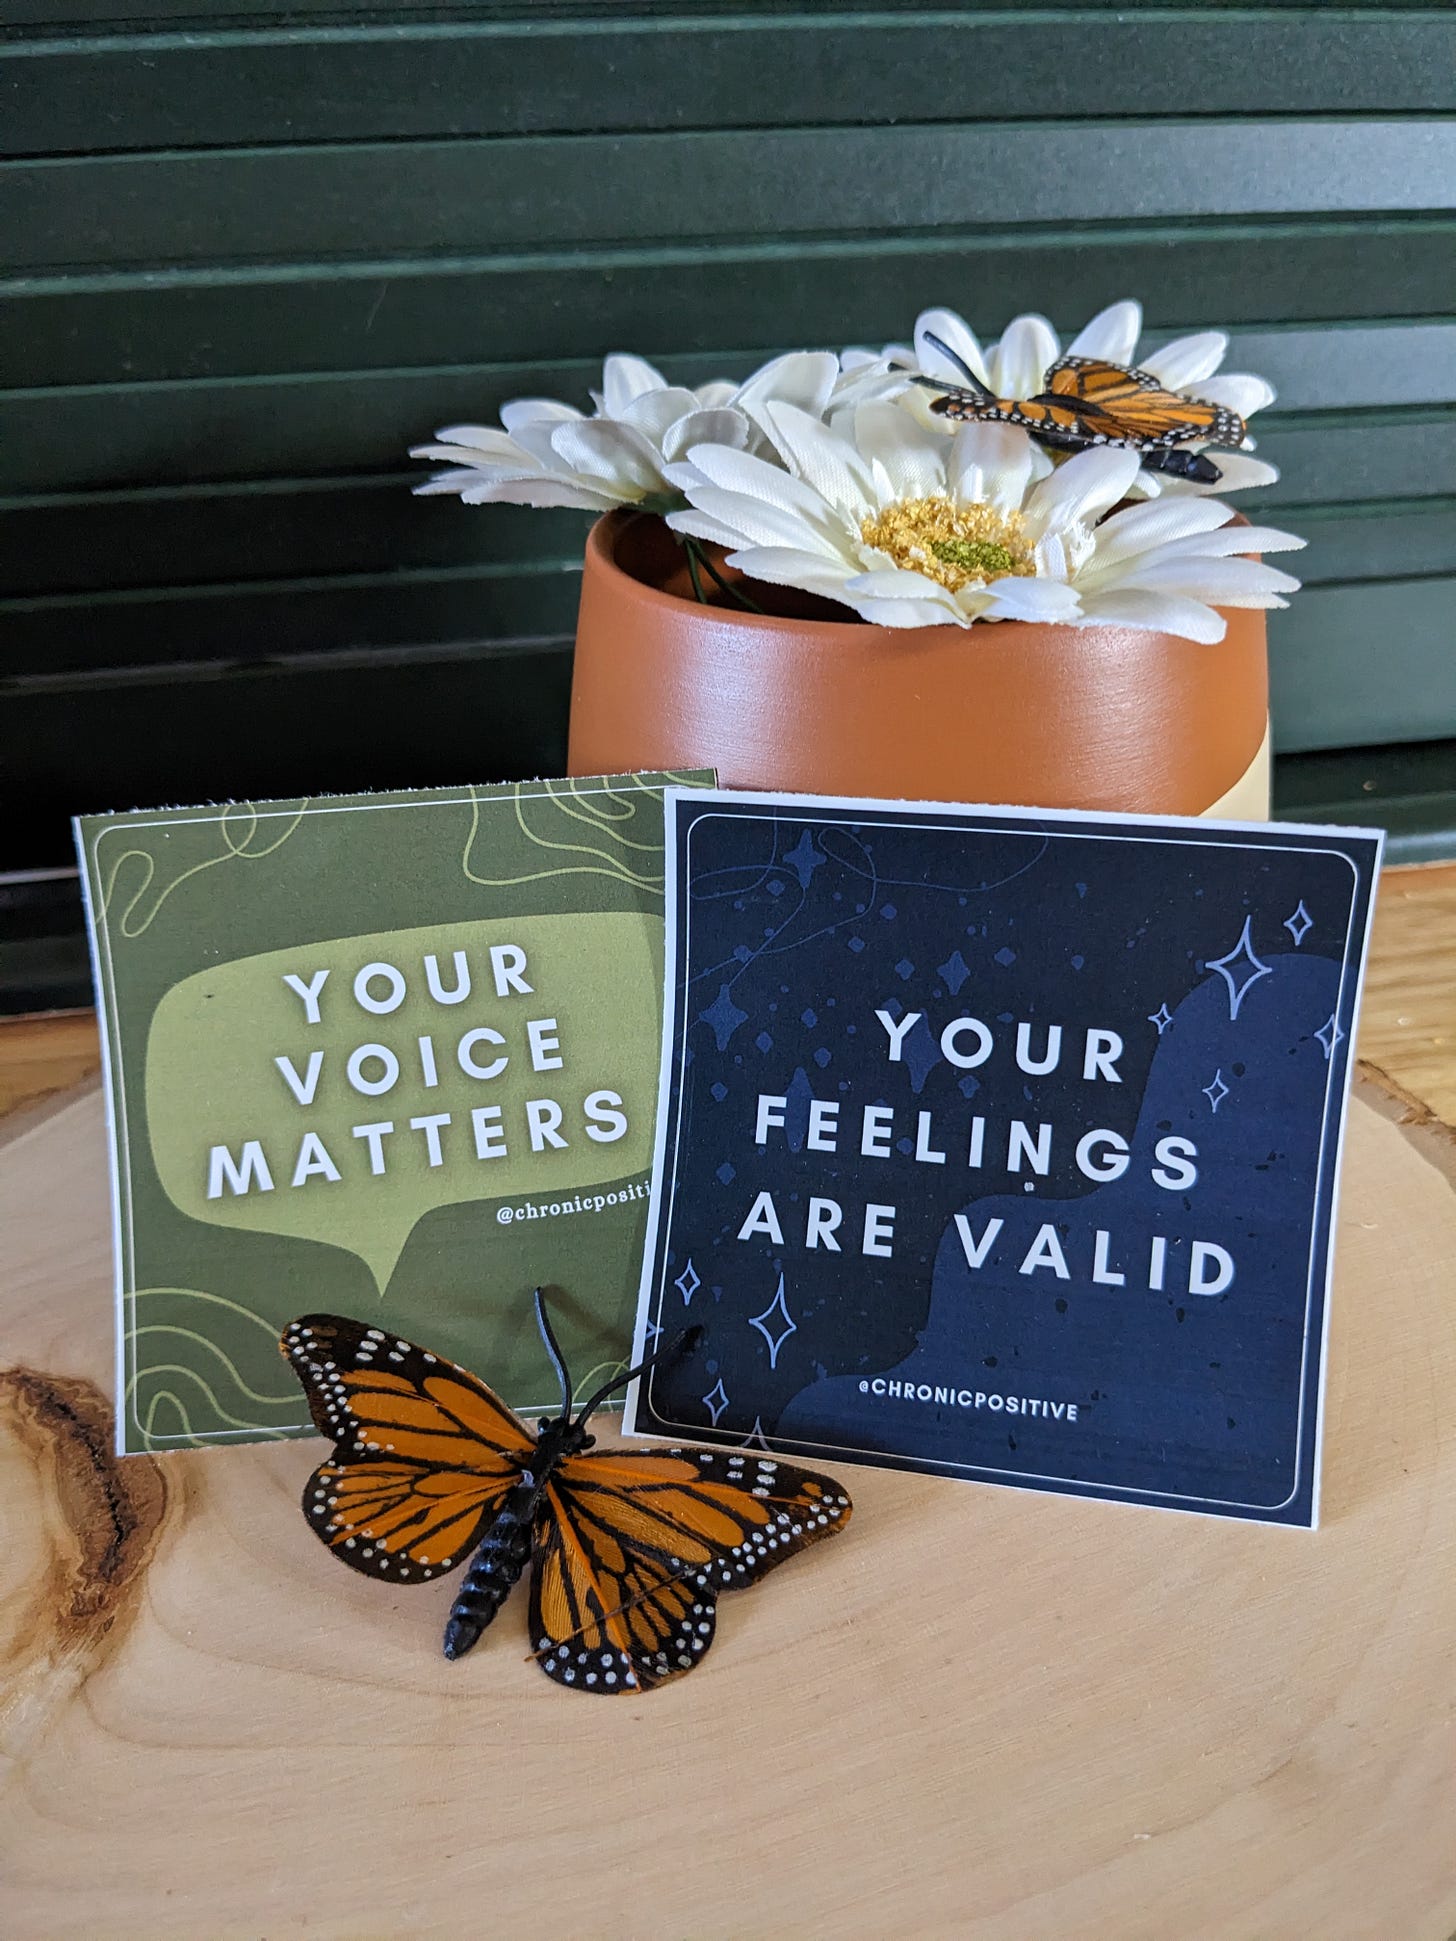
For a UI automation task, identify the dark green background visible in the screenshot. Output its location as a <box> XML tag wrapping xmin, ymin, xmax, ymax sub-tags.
<box><xmin>6</xmin><ymin>2</ymin><xmax>1456</xmax><ymax>1009</ymax></box>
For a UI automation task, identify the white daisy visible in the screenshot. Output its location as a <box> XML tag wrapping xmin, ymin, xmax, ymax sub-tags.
<box><xmin>665</xmin><ymin>405</ymin><xmax>1302</xmax><ymax>640</ymax></box>
<box><xmin>910</xmin><ymin>298</ymin><xmax>1280</xmax><ymax>496</ymax></box>
<box><xmin>412</xmin><ymin>349</ymin><xmax>839</xmax><ymax>512</ymax></box>
<box><xmin>829</xmin><ymin>343</ymin><xmax>917</xmax><ymax>413</ymax></box>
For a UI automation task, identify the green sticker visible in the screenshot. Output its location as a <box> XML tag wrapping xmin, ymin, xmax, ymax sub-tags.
<box><xmin>147</xmin><ymin>913</ymin><xmax>660</xmax><ymax>1292</ymax></box>
<box><xmin>76</xmin><ymin>775</ymin><xmax>708</xmax><ymax>1453</ymax></box>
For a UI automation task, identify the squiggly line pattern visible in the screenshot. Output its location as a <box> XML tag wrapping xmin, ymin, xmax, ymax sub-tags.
<box><xmin>101</xmin><ymin>799</ymin><xmax>310</xmax><ymax>939</ymax></box>
<box><xmin>127</xmin><ymin>1286</ymin><xmax>306</xmax><ymax>1448</ymax></box>
<box><xmin>461</xmin><ymin>776</ymin><xmax>698</xmax><ymax>894</ymax></box>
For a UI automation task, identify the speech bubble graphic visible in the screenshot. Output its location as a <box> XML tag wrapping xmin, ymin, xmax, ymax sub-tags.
<box><xmin>146</xmin><ymin>913</ymin><xmax>661</xmax><ymax>1291</ymax></box>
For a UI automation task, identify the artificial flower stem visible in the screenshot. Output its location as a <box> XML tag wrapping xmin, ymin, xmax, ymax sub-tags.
<box><xmin>696</xmin><ymin>544</ymin><xmax>766</xmax><ymax>614</ymax></box>
<box><xmin>679</xmin><ymin>535</ymin><xmax>766</xmax><ymax>614</ymax></box>
<box><xmin>681</xmin><ymin>535</ymin><xmax>711</xmax><ymax>606</ymax></box>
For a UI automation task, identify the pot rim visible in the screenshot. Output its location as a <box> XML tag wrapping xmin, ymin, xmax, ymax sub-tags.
<box><xmin>588</xmin><ymin>507</ymin><xmax>885</xmax><ymax>642</ymax></box>
<box><xmin>589</xmin><ymin>505</ymin><xmax>1254</xmax><ymax>646</ymax></box>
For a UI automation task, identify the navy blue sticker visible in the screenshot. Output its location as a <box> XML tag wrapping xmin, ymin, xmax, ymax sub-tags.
<box><xmin>628</xmin><ymin>790</ymin><xmax>1382</xmax><ymax>1527</ymax></box>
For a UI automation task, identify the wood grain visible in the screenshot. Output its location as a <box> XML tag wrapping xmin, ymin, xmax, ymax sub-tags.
<box><xmin>2</xmin><ymin>1073</ymin><xmax>1455</xmax><ymax>1938</ymax></box>
<box><xmin>1360</xmin><ymin>860</ymin><xmax>1456</xmax><ymax>1127</ymax></box>
<box><xmin>3</xmin><ymin>859</ymin><xmax>1455</xmax><ymax>1936</ymax></box>
<box><xmin>0</xmin><ymin>1012</ymin><xmax>100</xmax><ymax>1120</ymax></box>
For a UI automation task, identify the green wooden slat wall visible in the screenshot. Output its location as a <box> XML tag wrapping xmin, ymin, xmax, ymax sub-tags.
<box><xmin>4</xmin><ymin>0</ymin><xmax>1456</xmax><ymax>932</ymax></box>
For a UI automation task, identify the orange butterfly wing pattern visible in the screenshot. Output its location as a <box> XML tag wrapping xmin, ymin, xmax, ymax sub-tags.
<box><xmin>927</xmin><ymin>384</ymin><xmax>1089</xmax><ymax>440</ymax></box>
<box><xmin>915</xmin><ymin>331</ymin><xmax>1246</xmax><ymax>481</ymax></box>
<box><xmin>530</xmin><ymin>1448</ymin><xmax>852</xmax><ymax>1693</ymax></box>
<box><xmin>281</xmin><ymin>1304</ymin><xmax>853</xmax><ymax>1689</ymax></box>
<box><xmin>283</xmin><ymin>1315</ymin><xmax>535</xmax><ymax>1584</ymax></box>
<box><xmin>1042</xmin><ymin>356</ymin><xmax>1247</xmax><ymax>449</ymax></box>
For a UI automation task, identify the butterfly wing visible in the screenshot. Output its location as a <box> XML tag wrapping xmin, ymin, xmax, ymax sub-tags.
<box><xmin>1043</xmin><ymin>356</ymin><xmax>1246</xmax><ymax>448</ymax></box>
<box><xmin>282</xmin><ymin>1315</ymin><xmax>536</xmax><ymax>1585</ymax></box>
<box><xmin>917</xmin><ymin>375</ymin><xmax>1114</xmax><ymax>451</ymax></box>
<box><xmin>528</xmin><ymin>1446</ymin><xmax>851</xmax><ymax>1693</ymax></box>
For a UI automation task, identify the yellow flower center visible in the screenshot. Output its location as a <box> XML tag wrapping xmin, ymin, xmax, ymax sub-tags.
<box><xmin>859</xmin><ymin>495</ymin><xmax>1035</xmax><ymax>591</ymax></box>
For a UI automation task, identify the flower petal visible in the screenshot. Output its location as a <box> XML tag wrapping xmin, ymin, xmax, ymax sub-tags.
<box><xmin>721</xmin><ymin>544</ymin><xmax>861</xmax><ymax>601</ymax></box>
<box><xmin>621</xmin><ymin>386</ymin><xmax>704</xmax><ymax>441</ymax></box>
<box><xmin>413</xmin><ymin>468</ymin><xmax>496</xmax><ymax>495</ymax></box>
<box><xmin>1032</xmin><ymin>529</ymin><xmax>1070</xmax><ymax>581</ymax></box>
<box><xmin>1024</xmin><ymin>444</ymin><xmax>1142</xmax><ymax>537</ymax></box>
<box><xmin>1151</xmin><ymin>452</ymin><xmax>1281</xmax><ymax>497</ymax></box>
<box><xmin>675</xmin><ymin>481</ymin><xmax>845</xmax><ymax>556</ymax></box>
<box><xmin>886</xmin><ymin>385</ymin><xmax>952</xmax><ymax>436</ymax></box>
<box><xmin>762</xmin><ymin>403</ymin><xmax>879</xmax><ymax>518</ymax></box>
<box><xmin>1067</xmin><ymin>300</ymin><xmax>1142</xmax><ymax>364</ymax></box>
<box><xmin>1107</xmin><ymin>554</ymin><xmax>1301</xmax><ymax>604</ymax></box>
<box><xmin>692</xmin><ymin>379</ymin><xmax>740</xmax><ymax>410</ymax></box>
<box><xmin>913</xmin><ymin>308</ymin><xmax>989</xmax><ymax>388</ymax></box>
<box><xmin>660</xmin><ymin>407</ymin><xmax>751</xmax><ymax>463</ymax></box>
<box><xmin>946</xmin><ymin>421</ymin><xmax>1036</xmax><ymax>514</ymax></box>
<box><xmin>665</xmin><ymin>507</ymin><xmax>748</xmax><ymax>547</ymax></box>
<box><xmin>427</xmin><ymin>425</ymin><xmax>533</xmax><ymax>459</ymax></box>
<box><xmin>550</xmin><ymin>418</ymin><xmax>668</xmax><ymax>495</ymax></box>
<box><xmin>840</xmin><ymin>343</ymin><xmax>914</xmax><ymax>372</ymax></box>
<box><xmin>842</xmin><ymin>568</ymin><xmax>972</xmax><ymax>628</ymax></box>
<box><xmin>600</xmin><ymin>353</ymin><xmax>670</xmax><ymax>416</ymax></box>
<box><xmin>853</xmin><ymin>401</ymin><xmax>949</xmax><ymax>500</ymax></box>
<box><xmin>454</xmin><ymin>475</ymin><xmax>624</xmax><ymax>511</ymax></box>
<box><xmin>1078</xmin><ymin>586</ymin><xmax>1228</xmax><ymax>643</ymax></box>
<box><xmin>507</xmin><ymin>419</ymin><xmax>582</xmax><ymax>473</ymax></box>
<box><xmin>682</xmin><ymin>442</ymin><xmax>848</xmax><ymax>530</ymax></box>
<box><xmin>1141</xmin><ymin>331</ymin><xmax>1228</xmax><ymax>389</ymax></box>
<box><xmin>980</xmin><ymin>575</ymin><xmax>1083</xmax><ymax>623</ymax></box>
<box><xmin>733</xmin><ymin>351</ymin><xmax>839</xmax><ymax>442</ymax></box>
<box><xmin>1146</xmin><ymin>522</ymin><xmax>1306</xmax><ymax>559</ymax></box>
<box><xmin>409</xmin><ymin>438</ymin><xmax>533</xmax><ymax>471</ymax></box>
<box><xmin>497</xmin><ymin>399</ymin><xmax>584</xmax><ymax>435</ymax></box>
<box><xmin>829</xmin><ymin>357</ymin><xmax>917</xmax><ymax>413</ymax></box>
<box><xmin>988</xmin><ymin>313</ymin><xmax>1060</xmax><ymax>399</ymax></box>
<box><xmin>1192</xmin><ymin>373</ymin><xmax>1276</xmax><ymax>418</ymax></box>
<box><xmin>1087</xmin><ymin>495</ymin><xmax>1236</xmax><ymax>569</ymax></box>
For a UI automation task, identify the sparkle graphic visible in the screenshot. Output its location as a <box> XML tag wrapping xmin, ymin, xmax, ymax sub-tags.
<box><xmin>1203</xmin><ymin>1069</ymin><xmax>1230</xmax><ymax>1113</ymax></box>
<box><xmin>741</xmin><ymin>1416</ymin><xmax>773</xmax><ymax>1451</ymax></box>
<box><xmin>784</xmin><ymin>828</ymin><xmax>826</xmax><ymax>888</ymax></box>
<box><xmin>1315</xmin><ymin>1013</ymin><xmax>1345</xmax><ymax>1061</ymax></box>
<box><xmin>643</xmin><ymin>1317</ymin><xmax>663</xmax><ymax>1345</ymax></box>
<box><xmin>1206</xmin><ymin>916</ymin><xmax>1273</xmax><ymax>1020</ymax></box>
<box><xmin>674</xmin><ymin>1259</ymin><xmax>701</xmax><ymax>1307</ymax></box>
<box><xmin>749</xmin><ymin>1272</ymin><xmax>798</xmax><ymax>1369</ymax></box>
<box><xmin>1148</xmin><ymin>1001</ymin><xmax>1173</xmax><ymax>1034</ymax></box>
<box><xmin>702</xmin><ymin>1377</ymin><xmax>730</xmax><ymax>1426</ymax></box>
<box><xmin>938</xmin><ymin>949</ymin><xmax>971</xmax><ymax>995</ymax></box>
<box><xmin>1284</xmin><ymin>900</ymin><xmax>1313</xmax><ymax>947</ymax></box>
<box><xmin>699</xmin><ymin>982</ymin><xmax>749</xmax><ymax>1051</ymax></box>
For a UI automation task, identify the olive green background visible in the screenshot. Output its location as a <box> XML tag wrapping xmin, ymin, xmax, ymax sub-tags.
<box><xmin>77</xmin><ymin>773</ymin><xmax>706</xmax><ymax>1453</ymax></box>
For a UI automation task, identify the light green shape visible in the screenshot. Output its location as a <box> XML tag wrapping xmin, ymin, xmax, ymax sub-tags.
<box><xmin>146</xmin><ymin>912</ymin><xmax>660</xmax><ymax>1292</ymax></box>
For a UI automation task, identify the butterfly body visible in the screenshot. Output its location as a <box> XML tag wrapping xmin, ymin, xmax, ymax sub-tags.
<box><xmin>441</xmin><ymin>1413</ymin><xmax>591</xmax><ymax>1660</ymax></box>
<box><xmin>282</xmin><ymin>1308</ymin><xmax>851</xmax><ymax>1692</ymax></box>
<box><xmin>915</xmin><ymin>346</ymin><xmax>1244</xmax><ymax>484</ymax></box>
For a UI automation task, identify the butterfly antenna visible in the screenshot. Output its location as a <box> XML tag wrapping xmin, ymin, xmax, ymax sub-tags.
<box><xmin>532</xmin><ymin>1288</ymin><xmax>574</xmax><ymax>1420</ymax></box>
<box><xmin>573</xmin><ymin>1325</ymin><xmax>704</xmax><ymax>1427</ymax></box>
<box><xmin>918</xmin><ymin>330</ymin><xmax>994</xmax><ymax>397</ymax></box>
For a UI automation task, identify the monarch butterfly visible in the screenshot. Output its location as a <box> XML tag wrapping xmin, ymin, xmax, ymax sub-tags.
<box><xmin>281</xmin><ymin>1295</ymin><xmax>851</xmax><ymax>1693</ymax></box>
<box><xmin>914</xmin><ymin>332</ymin><xmax>1246</xmax><ymax>484</ymax></box>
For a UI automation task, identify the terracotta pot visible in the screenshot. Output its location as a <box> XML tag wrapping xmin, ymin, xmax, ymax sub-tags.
<box><xmin>567</xmin><ymin>509</ymin><xmax>1269</xmax><ymax>819</ymax></box>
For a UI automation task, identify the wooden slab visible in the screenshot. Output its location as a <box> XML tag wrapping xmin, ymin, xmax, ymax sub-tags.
<box><xmin>2</xmin><ymin>1078</ymin><xmax>1455</xmax><ymax>1939</ymax></box>
<box><xmin>1360</xmin><ymin>859</ymin><xmax>1456</xmax><ymax>1127</ymax></box>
